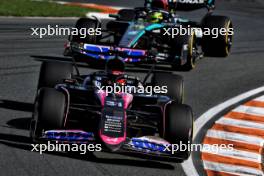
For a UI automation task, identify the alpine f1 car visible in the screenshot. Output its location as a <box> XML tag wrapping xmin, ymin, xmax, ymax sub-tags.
<box><xmin>30</xmin><ymin>51</ymin><xmax>193</xmax><ymax>161</ymax></box>
<box><xmin>64</xmin><ymin>0</ymin><xmax>233</xmax><ymax>70</ymax></box>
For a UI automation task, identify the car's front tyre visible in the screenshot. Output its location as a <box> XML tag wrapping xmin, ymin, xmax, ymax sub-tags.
<box><xmin>30</xmin><ymin>88</ymin><xmax>66</xmax><ymax>141</ymax></box>
<box><xmin>162</xmin><ymin>102</ymin><xmax>194</xmax><ymax>161</ymax></box>
<box><xmin>38</xmin><ymin>61</ymin><xmax>73</xmax><ymax>89</ymax></box>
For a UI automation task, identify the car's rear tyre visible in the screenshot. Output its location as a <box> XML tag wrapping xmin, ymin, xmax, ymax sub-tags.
<box><xmin>152</xmin><ymin>73</ymin><xmax>184</xmax><ymax>104</ymax></box>
<box><xmin>202</xmin><ymin>15</ymin><xmax>233</xmax><ymax>57</ymax></box>
<box><xmin>170</xmin><ymin>32</ymin><xmax>196</xmax><ymax>71</ymax></box>
<box><xmin>163</xmin><ymin>102</ymin><xmax>193</xmax><ymax>160</ymax></box>
<box><xmin>30</xmin><ymin>88</ymin><xmax>66</xmax><ymax>140</ymax></box>
<box><xmin>71</xmin><ymin>18</ymin><xmax>101</xmax><ymax>43</ymax></box>
<box><xmin>117</xmin><ymin>9</ymin><xmax>136</xmax><ymax>21</ymax></box>
<box><xmin>38</xmin><ymin>61</ymin><xmax>73</xmax><ymax>89</ymax></box>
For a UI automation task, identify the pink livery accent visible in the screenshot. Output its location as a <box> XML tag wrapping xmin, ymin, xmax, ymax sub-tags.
<box><xmin>98</xmin><ymin>92</ymin><xmax>133</xmax><ymax>146</ymax></box>
<box><xmin>122</xmin><ymin>93</ymin><xmax>133</xmax><ymax>109</ymax></box>
<box><xmin>100</xmin><ymin>131</ymin><xmax>126</xmax><ymax>145</ymax></box>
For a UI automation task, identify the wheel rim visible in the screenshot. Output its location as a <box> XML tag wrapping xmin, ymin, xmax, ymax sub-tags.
<box><xmin>189</xmin><ymin>34</ymin><xmax>196</xmax><ymax>69</ymax></box>
<box><xmin>225</xmin><ymin>21</ymin><xmax>233</xmax><ymax>55</ymax></box>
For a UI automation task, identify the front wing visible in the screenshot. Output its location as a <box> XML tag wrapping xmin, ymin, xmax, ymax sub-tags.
<box><xmin>40</xmin><ymin>130</ymin><xmax>181</xmax><ymax>159</ymax></box>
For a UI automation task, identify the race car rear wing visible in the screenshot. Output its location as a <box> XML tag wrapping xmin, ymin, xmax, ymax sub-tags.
<box><xmin>175</xmin><ymin>0</ymin><xmax>215</xmax><ymax>11</ymax></box>
<box><xmin>145</xmin><ymin>0</ymin><xmax>215</xmax><ymax>11</ymax></box>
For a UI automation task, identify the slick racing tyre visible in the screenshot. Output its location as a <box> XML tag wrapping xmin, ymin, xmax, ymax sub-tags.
<box><xmin>201</xmin><ymin>15</ymin><xmax>233</xmax><ymax>57</ymax></box>
<box><xmin>170</xmin><ymin>31</ymin><xmax>196</xmax><ymax>71</ymax></box>
<box><xmin>152</xmin><ymin>73</ymin><xmax>184</xmax><ymax>104</ymax></box>
<box><xmin>118</xmin><ymin>9</ymin><xmax>136</xmax><ymax>21</ymax></box>
<box><xmin>71</xmin><ymin>18</ymin><xmax>101</xmax><ymax>43</ymax></box>
<box><xmin>38</xmin><ymin>61</ymin><xmax>73</xmax><ymax>89</ymax></box>
<box><xmin>30</xmin><ymin>88</ymin><xmax>66</xmax><ymax>141</ymax></box>
<box><xmin>162</xmin><ymin>102</ymin><xmax>193</xmax><ymax>160</ymax></box>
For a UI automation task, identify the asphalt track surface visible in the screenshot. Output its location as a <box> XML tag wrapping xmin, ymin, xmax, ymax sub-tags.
<box><xmin>0</xmin><ymin>0</ymin><xmax>264</xmax><ymax>176</ymax></box>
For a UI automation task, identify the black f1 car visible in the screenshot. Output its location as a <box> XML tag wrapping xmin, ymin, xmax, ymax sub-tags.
<box><xmin>30</xmin><ymin>51</ymin><xmax>193</xmax><ymax>161</ymax></box>
<box><xmin>64</xmin><ymin>0</ymin><xmax>233</xmax><ymax>70</ymax></box>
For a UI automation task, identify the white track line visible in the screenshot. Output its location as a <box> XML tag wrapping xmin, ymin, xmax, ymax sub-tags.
<box><xmin>181</xmin><ymin>86</ymin><xmax>264</xmax><ymax>176</ymax></box>
<box><xmin>203</xmin><ymin>161</ymin><xmax>263</xmax><ymax>176</ymax></box>
<box><xmin>255</xmin><ymin>95</ymin><xmax>264</xmax><ymax>102</ymax></box>
<box><xmin>233</xmin><ymin>105</ymin><xmax>264</xmax><ymax>117</ymax></box>
<box><xmin>206</xmin><ymin>129</ymin><xmax>264</xmax><ymax>146</ymax></box>
<box><xmin>216</xmin><ymin>117</ymin><xmax>264</xmax><ymax>130</ymax></box>
<box><xmin>86</xmin><ymin>13</ymin><xmax>115</xmax><ymax>20</ymax></box>
<box><xmin>202</xmin><ymin>144</ymin><xmax>261</xmax><ymax>163</ymax></box>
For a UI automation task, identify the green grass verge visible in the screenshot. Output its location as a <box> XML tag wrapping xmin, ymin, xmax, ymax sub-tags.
<box><xmin>0</xmin><ymin>0</ymin><xmax>100</xmax><ymax>17</ymax></box>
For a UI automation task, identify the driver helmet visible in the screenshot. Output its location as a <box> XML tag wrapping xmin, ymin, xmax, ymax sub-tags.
<box><xmin>105</xmin><ymin>58</ymin><xmax>125</xmax><ymax>76</ymax></box>
<box><xmin>147</xmin><ymin>11</ymin><xmax>164</xmax><ymax>23</ymax></box>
